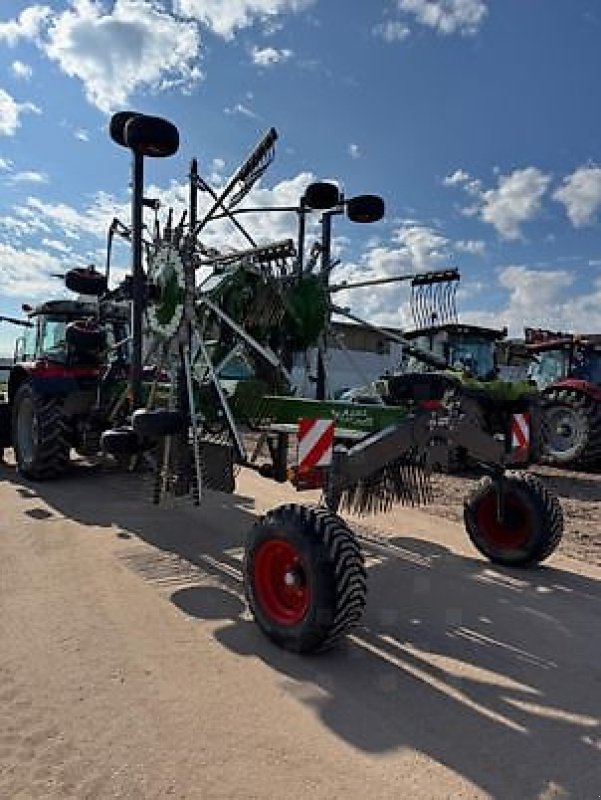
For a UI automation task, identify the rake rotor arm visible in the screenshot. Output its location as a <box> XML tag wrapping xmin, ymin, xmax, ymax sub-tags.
<box><xmin>332</xmin><ymin>410</ymin><xmax>505</xmax><ymax>490</ymax></box>
<box><xmin>330</xmin><ymin>304</ymin><xmax>449</xmax><ymax>370</ymax></box>
<box><xmin>193</xmin><ymin>171</ymin><xmax>257</xmax><ymax>248</ymax></box>
<box><xmin>0</xmin><ymin>315</ymin><xmax>33</xmax><ymax>328</ymax></box>
<box><xmin>329</xmin><ymin>274</ymin><xmax>416</xmax><ymax>293</ymax></box>
<box><xmin>193</xmin><ymin>128</ymin><xmax>278</xmax><ymax>237</ymax></box>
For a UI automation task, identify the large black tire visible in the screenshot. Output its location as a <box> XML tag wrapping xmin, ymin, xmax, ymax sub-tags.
<box><xmin>132</xmin><ymin>408</ymin><xmax>186</xmax><ymax>437</ymax></box>
<box><xmin>244</xmin><ymin>504</ymin><xmax>366</xmax><ymax>653</ymax></box>
<box><xmin>12</xmin><ymin>384</ymin><xmax>70</xmax><ymax>480</ymax></box>
<box><xmin>65</xmin><ymin>267</ymin><xmax>107</xmax><ymax>297</ymax></box>
<box><xmin>124</xmin><ymin>115</ymin><xmax>179</xmax><ymax>158</ymax></box>
<box><xmin>464</xmin><ymin>471</ymin><xmax>563</xmax><ymax>566</ymax></box>
<box><xmin>346</xmin><ymin>194</ymin><xmax>385</xmax><ymax>224</ymax></box>
<box><xmin>540</xmin><ymin>388</ymin><xmax>601</xmax><ymax>466</ymax></box>
<box><xmin>303</xmin><ymin>181</ymin><xmax>340</xmax><ymax>210</ymax></box>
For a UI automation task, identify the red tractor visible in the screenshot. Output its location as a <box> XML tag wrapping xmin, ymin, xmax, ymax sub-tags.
<box><xmin>525</xmin><ymin>327</ymin><xmax>601</xmax><ymax>467</ymax></box>
<box><xmin>0</xmin><ymin>270</ymin><xmax>133</xmax><ymax>479</ymax></box>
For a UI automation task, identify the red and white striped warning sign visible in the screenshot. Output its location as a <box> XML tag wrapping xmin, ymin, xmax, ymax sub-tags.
<box><xmin>297</xmin><ymin>418</ymin><xmax>335</xmax><ymax>471</ymax></box>
<box><xmin>511</xmin><ymin>413</ymin><xmax>530</xmax><ymax>456</ymax></box>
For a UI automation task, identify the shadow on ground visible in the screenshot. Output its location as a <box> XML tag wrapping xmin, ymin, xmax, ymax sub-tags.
<box><xmin>2</xmin><ymin>460</ymin><xmax>600</xmax><ymax>799</ymax></box>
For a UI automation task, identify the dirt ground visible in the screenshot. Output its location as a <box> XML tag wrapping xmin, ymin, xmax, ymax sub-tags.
<box><xmin>425</xmin><ymin>464</ymin><xmax>601</xmax><ymax>567</ymax></box>
<box><xmin>0</xmin><ymin>458</ymin><xmax>600</xmax><ymax>799</ymax></box>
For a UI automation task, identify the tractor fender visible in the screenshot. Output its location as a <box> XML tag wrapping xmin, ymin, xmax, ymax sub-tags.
<box><xmin>9</xmin><ymin>362</ymin><xmax>99</xmax><ymax>400</ymax></box>
<box><xmin>546</xmin><ymin>379</ymin><xmax>601</xmax><ymax>403</ymax></box>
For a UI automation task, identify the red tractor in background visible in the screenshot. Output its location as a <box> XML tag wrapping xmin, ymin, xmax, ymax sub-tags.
<box><xmin>0</xmin><ymin>269</ymin><xmax>133</xmax><ymax>479</ymax></box>
<box><xmin>525</xmin><ymin>327</ymin><xmax>601</xmax><ymax>467</ymax></box>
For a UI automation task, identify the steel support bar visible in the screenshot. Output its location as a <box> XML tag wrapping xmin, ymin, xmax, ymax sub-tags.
<box><xmin>130</xmin><ymin>151</ymin><xmax>145</xmax><ymax>409</ymax></box>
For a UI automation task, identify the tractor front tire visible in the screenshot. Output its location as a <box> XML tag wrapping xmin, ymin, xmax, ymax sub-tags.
<box><xmin>540</xmin><ymin>389</ymin><xmax>601</xmax><ymax>466</ymax></box>
<box><xmin>464</xmin><ymin>471</ymin><xmax>563</xmax><ymax>567</ymax></box>
<box><xmin>244</xmin><ymin>504</ymin><xmax>366</xmax><ymax>653</ymax></box>
<box><xmin>12</xmin><ymin>384</ymin><xmax>70</xmax><ymax>480</ymax></box>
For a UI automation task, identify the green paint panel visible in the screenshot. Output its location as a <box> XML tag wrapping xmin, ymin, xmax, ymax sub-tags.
<box><xmin>262</xmin><ymin>395</ymin><xmax>409</xmax><ymax>433</ymax></box>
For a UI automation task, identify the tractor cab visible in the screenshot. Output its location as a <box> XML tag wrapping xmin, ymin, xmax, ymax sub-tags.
<box><xmin>525</xmin><ymin>329</ymin><xmax>601</xmax><ymax>389</ymax></box>
<box><xmin>14</xmin><ymin>299</ymin><xmax>107</xmax><ymax>367</ymax></box>
<box><xmin>402</xmin><ymin>323</ymin><xmax>505</xmax><ymax>381</ymax></box>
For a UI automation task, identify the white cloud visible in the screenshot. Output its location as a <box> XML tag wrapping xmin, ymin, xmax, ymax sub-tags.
<box><xmin>9</xmin><ymin>171</ymin><xmax>49</xmax><ymax>185</ymax></box>
<box><xmin>397</xmin><ymin>0</ymin><xmax>488</xmax><ymax>36</ymax></box>
<box><xmin>11</xmin><ymin>60</ymin><xmax>33</xmax><ymax>80</ymax></box>
<box><xmin>0</xmin><ymin>5</ymin><xmax>52</xmax><ymax>46</ymax></box>
<box><xmin>332</xmin><ymin>224</ymin><xmax>453</xmax><ymax>328</ymax></box>
<box><xmin>373</xmin><ymin>20</ymin><xmax>410</xmax><ymax>42</ymax></box>
<box><xmin>553</xmin><ymin>165</ymin><xmax>601</xmax><ymax>227</ymax></box>
<box><xmin>443</xmin><ymin>167</ymin><xmax>482</xmax><ymax>196</ymax></box>
<box><xmin>462</xmin><ymin>265</ymin><xmax>601</xmax><ymax>337</ymax></box>
<box><xmin>393</xmin><ymin>224</ymin><xmax>450</xmax><ymax>271</ymax></box>
<box><xmin>480</xmin><ymin>168</ymin><xmax>550</xmax><ymax>239</ymax></box>
<box><xmin>443</xmin><ymin>168</ymin><xmax>470</xmax><ymax>186</ymax></box>
<box><xmin>42</xmin><ymin>0</ymin><xmax>202</xmax><ymax>113</ymax></box>
<box><xmin>0</xmin><ymin>241</ymin><xmax>69</xmax><ymax>299</ymax></box>
<box><xmin>41</xmin><ymin>238</ymin><xmax>72</xmax><ymax>254</ymax></box>
<box><xmin>251</xmin><ymin>45</ymin><xmax>293</xmax><ymax>66</ymax></box>
<box><xmin>0</xmin><ymin>87</ymin><xmax>41</xmax><ymax>136</ymax></box>
<box><xmin>74</xmin><ymin>128</ymin><xmax>89</xmax><ymax>142</ymax></box>
<box><xmin>0</xmin><ymin>158</ymin><xmax>13</xmax><ymax>171</ymax></box>
<box><xmin>224</xmin><ymin>102</ymin><xmax>258</xmax><ymax>118</ymax></box>
<box><xmin>174</xmin><ymin>0</ymin><xmax>315</xmax><ymax>40</ymax></box>
<box><xmin>348</xmin><ymin>143</ymin><xmax>360</xmax><ymax>159</ymax></box>
<box><xmin>455</xmin><ymin>239</ymin><xmax>486</xmax><ymax>255</ymax></box>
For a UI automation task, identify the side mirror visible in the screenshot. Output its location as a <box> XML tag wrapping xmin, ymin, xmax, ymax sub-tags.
<box><xmin>303</xmin><ymin>181</ymin><xmax>341</xmax><ymax>210</ymax></box>
<box><xmin>346</xmin><ymin>194</ymin><xmax>385</xmax><ymax>224</ymax></box>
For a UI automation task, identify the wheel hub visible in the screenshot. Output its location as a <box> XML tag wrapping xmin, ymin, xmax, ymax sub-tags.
<box><xmin>544</xmin><ymin>404</ymin><xmax>588</xmax><ymax>460</ymax></box>
<box><xmin>253</xmin><ymin>539</ymin><xmax>310</xmax><ymax>625</ymax></box>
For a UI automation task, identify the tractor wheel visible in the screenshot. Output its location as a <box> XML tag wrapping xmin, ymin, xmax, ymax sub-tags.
<box><xmin>540</xmin><ymin>389</ymin><xmax>601</xmax><ymax>466</ymax></box>
<box><xmin>244</xmin><ymin>504</ymin><xmax>366</xmax><ymax>653</ymax></box>
<box><xmin>346</xmin><ymin>194</ymin><xmax>385</xmax><ymax>224</ymax></box>
<box><xmin>101</xmin><ymin>427</ymin><xmax>142</xmax><ymax>456</ymax></box>
<box><xmin>132</xmin><ymin>408</ymin><xmax>186</xmax><ymax>438</ymax></box>
<box><xmin>12</xmin><ymin>383</ymin><xmax>70</xmax><ymax>480</ymax></box>
<box><xmin>303</xmin><ymin>181</ymin><xmax>341</xmax><ymax>210</ymax></box>
<box><xmin>464</xmin><ymin>471</ymin><xmax>563</xmax><ymax>567</ymax></box>
<box><xmin>124</xmin><ymin>115</ymin><xmax>179</xmax><ymax>158</ymax></box>
<box><xmin>65</xmin><ymin>267</ymin><xmax>107</xmax><ymax>296</ymax></box>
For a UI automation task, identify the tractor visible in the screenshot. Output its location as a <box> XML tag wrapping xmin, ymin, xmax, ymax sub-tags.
<box><xmin>525</xmin><ymin>327</ymin><xmax>601</xmax><ymax>467</ymax></box>
<box><xmin>0</xmin><ymin>281</ymin><xmax>137</xmax><ymax>479</ymax></box>
<box><xmin>1</xmin><ymin>111</ymin><xmax>565</xmax><ymax>655</ymax></box>
<box><xmin>388</xmin><ymin>321</ymin><xmax>540</xmax><ymax>472</ymax></box>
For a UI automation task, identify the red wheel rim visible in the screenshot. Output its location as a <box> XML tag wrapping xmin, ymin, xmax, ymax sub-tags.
<box><xmin>475</xmin><ymin>490</ymin><xmax>532</xmax><ymax>551</ymax></box>
<box><xmin>253</xmin><ymin>539</ymin><xmax>310</xmax><ymax>625</ymax></box>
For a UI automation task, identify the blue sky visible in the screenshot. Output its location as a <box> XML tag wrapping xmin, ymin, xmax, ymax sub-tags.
<box><xmin>1</xmin><ymin>0</ymin><xmax>601</xmax><ymax>355</ymax></box>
